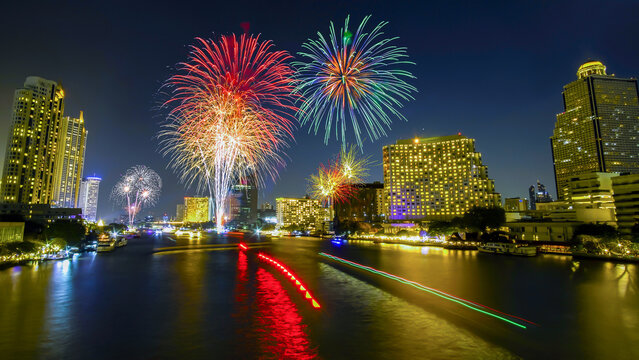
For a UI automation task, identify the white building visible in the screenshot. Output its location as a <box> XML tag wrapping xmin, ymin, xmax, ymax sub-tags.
<box><xmin>78</xmin><ymin>176</ymin><xmax>101</xmax><ymax>222</ymax></box>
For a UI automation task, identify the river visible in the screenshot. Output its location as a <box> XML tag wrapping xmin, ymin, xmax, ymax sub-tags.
<box><xmin>0</xmin><ymin>234</ymin><xmax>637</xmax><ymax>359</ymax></box>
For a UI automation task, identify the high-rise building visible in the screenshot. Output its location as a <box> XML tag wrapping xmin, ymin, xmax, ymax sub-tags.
<box><xmin>551</xmin><ymin>61</ymin><xmax>639</xmax><ymax>200</ymax></box>
<box><xmin>334</xmin><ymin>182</ymin><xmax>384</xmax><ymax>223</ymax></box>
<box><xmin>52</xmin><ymin>112</ymin><xmax>87</xmax><ymax>208</ymax></box>
<box><xmin>228</xmin><ymin>180</ymin><xmax>258</xmax><ymax>227</ymax></box>
<box><xmin>183</xmin><ymin>197</ymin><xmax>209</xmax><ymax>223</ymax></box>
<box><xmin>276</xmin><ymin>197</ymin><xmax>326</xmax><ymax>230</ymax></box>
<box><xmin>528</xmin><ymin>180</ymin><xmax>553</xmax><ymax>210</ymax></box>
<box><xmin>383</xmin><ymin>135</ymin><xmax>501</xmax><ymax>221</ymax></box>
<box><xmin>78</xmin><ymin>176</ymin><xmax>101</xmax><ymax>222</ymax></box>
<box><xmin>1</xmin><ymin>76</ymin><xmax>65</xmax><ymax>204</ymax></box>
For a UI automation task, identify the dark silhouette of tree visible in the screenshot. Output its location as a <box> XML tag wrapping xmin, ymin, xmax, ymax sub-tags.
<box><xmin>46</xmin><ymin>220</ymin><xmax>86</xmax><ymax>247</ymax></box>
<box><xmin>572</xmin><ymin>223</ymin><xmax>618</xmax><ymax>243</ymax></box>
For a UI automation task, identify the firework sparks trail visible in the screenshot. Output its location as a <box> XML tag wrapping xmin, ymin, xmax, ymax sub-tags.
<box><xmin>159</xmin><ymin>34</ymin><xmax>297</xmax><ymax>231</ymax></box>
<box><xmin>308</xmin><ymin>146</ymin><xmax>371</xmax><ymax>206</ymax></box>
<box><xmin>111</xmin><ymin>165</ymin><xmax>162</xmax><ymax>227</ymax></box>
<box><xmin>294</xmin><ymin>15</ymin><xmax>417</xmax><ymax>150</ymax></box>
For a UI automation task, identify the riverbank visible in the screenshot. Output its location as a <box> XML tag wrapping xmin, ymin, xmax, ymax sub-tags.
<box><xmin>572</xmin><ymin>251</ymin><xmax>639</xmax><ymax>263</ymax></box>
<box><xmin>343</xmin><ymin>236</ymin><xmax>639</xmax><ymax>263</ymax></box>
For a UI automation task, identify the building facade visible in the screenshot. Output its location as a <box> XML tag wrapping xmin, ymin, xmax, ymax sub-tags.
<box><xmin>183</xmin><ymin>197</ymin><xmax>209</xmax><ymax>223</ymax></box>
<box><xmin>0</xmin><ymin>222</ymin><xmax>25</xmax><ymax>243</ymax></box>
<box><xmin>1</xmin><ymin>76</ymin><xmax>65</xmax><ymax>204</ymax></box>
<box><xmin>504</xmin><ymin>197</ymin><xmax>528</xmax><ymax>212</ymax></box>
<box><xmin>276</xmin><ymin>197</ymin><xmax>326</xmax><ymax>231</ymax></box>
<box><xmin>175</xmin><ymin>204</ymin><xmax>185</xmax><ymax>222</ymax></box>
<box><xmin>0</xmin><ymin>203</ymin><xmax>81</xmax><ymax>224</ymax></box>
<box><xmin>78</xmin><ymin>176</ymin><xmax>101</xmax><ymax>222</ymax></box>
<box><xmin>508</xmin><ymin>221</ymin><xmax>578</xmax><ymax>242</ymax></box>
<box><xmin>383</xmin><ymin>135</ymin><xmax>501</xmax><ymax>221</ymax></box>
<box><xmin>551</xmin><ymin>61</ymin><xmax>639</xmax><ymax>200</ymax></box>
<box><xmin>334</xmin><ymin>182</ymin><xmax>384</xmax><ymax>223</ymax></box>
<box><xmin>228</xmin><ymin>181</ymin><xmax>258</xmax><ymax>227</ymax></box>
<box><xmin>611</xmin><ymin>174</ymin><xmax>639</xmax><ymax>235</ymax></box>
<box><xmin>53</xmin><ymin>112</ymin><xmax>87</xmax><ymax>208</ymax></box>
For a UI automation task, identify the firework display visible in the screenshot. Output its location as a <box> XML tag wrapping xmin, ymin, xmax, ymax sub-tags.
<box><xmin>308</xmin><ymin>146</ymin><xmax>370</xmax><ymax>205</ymax></box>
<box><xmin>160</xmin><ymin>34</ymin><xmax>297</xmax><ymax>230</ymax></box>
<box><xmin>339</xmin><ymin>145</ymin><xmax>370</xmax><ymax>183</ymax></box>
<box><xmin>112</xmin><ymin>165</ymin><xmax>162</xmax><ymax>227</ymax></box>
<box><xmin>294</xmin><ymin>15</ymin><xmax>417</xmax><ymax>149</ymax></box>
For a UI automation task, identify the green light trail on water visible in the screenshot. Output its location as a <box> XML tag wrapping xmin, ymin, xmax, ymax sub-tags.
<box><xmin>319</xmin><ymin>252</ymin><xmax>528</xmax><ymax>329</ymax></box>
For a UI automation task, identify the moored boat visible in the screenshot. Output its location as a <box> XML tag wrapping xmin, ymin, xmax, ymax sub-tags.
<box><xmin>478</xmin><ymin>242</ymin><xmax>537</xmax><ymax>256</ymax></box>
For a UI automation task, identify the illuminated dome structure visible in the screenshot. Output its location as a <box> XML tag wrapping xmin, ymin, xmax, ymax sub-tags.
<box><xmin>577</xmin><ymin>60</ymin><xmax>607</xmax><ymax>79</ymax></box>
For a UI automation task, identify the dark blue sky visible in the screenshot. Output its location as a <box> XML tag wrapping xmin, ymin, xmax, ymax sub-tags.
<box><xmin>1</xmin><ymin>0</ymin><xmax>638</xmax><ymax>221</ymax></box>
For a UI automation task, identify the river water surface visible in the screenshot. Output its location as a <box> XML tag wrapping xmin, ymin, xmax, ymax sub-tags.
<box><xmin>0</xmin><ymin>234</ymin><xmax>637</xmax><ymax>359</ymax></box>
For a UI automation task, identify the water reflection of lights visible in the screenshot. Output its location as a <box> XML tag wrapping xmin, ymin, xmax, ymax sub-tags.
<box><xmin>257</xmin><ymin>253</ymin><xmax>321</xmax><ymax>309</ymax></box>
<box><xmin>255</xmin><ymin>268</ymin><xmax>317</xmax><ymax>358</ymax></box>
<box><xmin>319</xmin><ymin>252</ymin><xmax>536</xmax><ymax>329</ymax></box>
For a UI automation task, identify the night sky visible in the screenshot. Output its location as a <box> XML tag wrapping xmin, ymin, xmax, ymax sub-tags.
<box><xmin>1</xmin><ymin>0</ymin><xmax>638</xmax><ymax>221</ymax></box>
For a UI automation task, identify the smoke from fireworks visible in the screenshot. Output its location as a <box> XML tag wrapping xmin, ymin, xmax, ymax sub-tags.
<box><xmin>111</xmin><ymin>165</ymin><xmax>162</xmax><ymax>227</ymax></box>
<box><xmin>308</xmin><ymin>146</ymin><xmax>371</xmax><ymax>205</ymax></box>
<box><xmin>294</xmin><ymin>15</ymin><xmax>417</xmax><ymax>149</ymax></box>
<box><xmin>159</xmin><ymin>34</ymin><xmax>297</xmax><ymax>230</ymax></box>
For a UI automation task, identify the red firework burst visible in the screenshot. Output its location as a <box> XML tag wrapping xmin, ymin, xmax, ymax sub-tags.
<box><xmin>160</xmin><ymin>34</ymin><xmax>298</xmax><ymax>229</ymax></box>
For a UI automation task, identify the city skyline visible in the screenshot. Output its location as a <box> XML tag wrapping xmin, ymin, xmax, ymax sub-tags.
<box><xmin>1</xmin><ymin>1</ymin><xmax>638</xmax><ymax>220</ymax></box>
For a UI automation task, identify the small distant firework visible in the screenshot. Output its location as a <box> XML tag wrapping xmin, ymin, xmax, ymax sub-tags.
<box><xmin>294</xmin><ymin>15</ymin><xmax>417</xmax><ymax>149</ymax></box>
<box><xmin>308</xmin><ymin>146</ymin><xmax>370</xmax><ymax>205</ymax></box>
<box><xmin>159</xmin><ymin>34</ymin><xmax>297</xmax><ymax>230</ymax></box>
<box><xmin>112</xmin><ymin>165</ymin><xmax>162</xmax><ymax>227</ymax></box>
<box><xmin>309</xmin><ymin>161</ymin><xmax>355</xmax><ymax>205</ymax></box>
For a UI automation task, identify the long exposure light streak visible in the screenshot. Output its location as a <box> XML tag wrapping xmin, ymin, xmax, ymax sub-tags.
<box><xmin>319</xmin><ymin>252</ymin><xmax>536</xmax><ymax>329</ymax></box>
<box><xmin>294</xmin><ymin>15</ymin><xmax>417</xmax><ymax>149</ymax></box>
<box><xmin>258</xmin><ymin>253</ymin><xmax>321</xmax><ymax>309</ymax></box>
<box><xmin>160</xmin><ymin>34</ymin><xmax>298</xmax><ymax>231</ymax></box>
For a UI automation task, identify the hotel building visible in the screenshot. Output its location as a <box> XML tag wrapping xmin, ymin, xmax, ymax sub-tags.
<box><xmin>276</xmin><ymin>197</ymin><xmax>327</xmax><ymax>230</ymax></box>
<box><xmin>383</xmin><ymin>134</ymin><xmax>501</xmax><ymax>221</ymax></box>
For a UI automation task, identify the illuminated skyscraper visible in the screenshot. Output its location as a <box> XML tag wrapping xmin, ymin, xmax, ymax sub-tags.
<box><xmin>78</xmin><ymin>176</ymin><xmax>101</xmax><ymax>222</ymax></box>
<box><xmin>183</xmin><ymin>197</ymin><xmax>209</xmax><ymax>223</ymax></box>
<box><xmin>551</xmin><ymin>61</ymin><xmax>639</xmax><ymax>199</ymax></box>
<box><xmin>1</xmin><ymin>76</ymin><xmax>65</xmax><ymax>204</ymax></box>
<box><xmin>383</xmin><ymin>135</ymin><xmax>501</xmax><ymax>221</ymax></box>
<box><xmin>52</xmin><ymin>112</ymin><xmax>87</xmax><ymax>208</ymax></box>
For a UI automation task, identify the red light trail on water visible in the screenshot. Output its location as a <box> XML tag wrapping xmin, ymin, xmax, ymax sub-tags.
<box><xmin>319</xmin><ymin>252</ymin><xmax>538</xmax><ymax>329</ymax></box>
<box><xmin>258</xmin><ymin>253</ymin><xmax>321</xmax><ymax>309</ymax></box>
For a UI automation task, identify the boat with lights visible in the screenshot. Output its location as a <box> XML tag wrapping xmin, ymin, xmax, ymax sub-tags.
<box><xmin>478</xmin><ymin>242</ymin><xmax>537</xmax><ymax>256</ymax></box>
